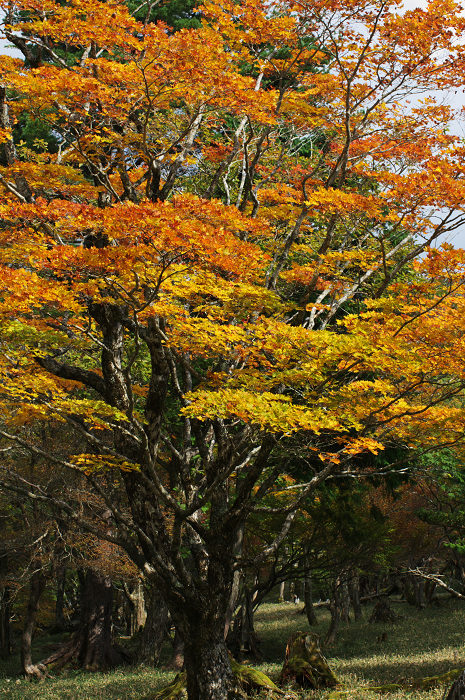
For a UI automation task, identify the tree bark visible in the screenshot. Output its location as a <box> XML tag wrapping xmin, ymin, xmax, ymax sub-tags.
<box><xmin>124</xmin><ymin>579</ymin><xmax>147</xmax><ymax>637</ymax></box>
<box><xmin>304</xmin><ymin>561</ymin><xmax>318</xmax><ymax>626</ymax></box>
<box><xmin>53</xmin><ymin>567</ymin><xmax>67</xmax><ymax>632</ymax></box>
<box><xmin>20</xmin><ymin>569</ymin><xmax>47</xmax><ymax>679</ymax></box>
<box><xmin>41</xmin><ymin>569</ymin><xmax>131</xmax><ymax>670</ymax></box>
<box><xmin>183</xmin><ymin>633</ymin><xmax>235</xmax><ymax>700</ymax></box>
<box><xmin>166</xmin><ymin>628</ymin><xmax>184</xmax><ymax>670</ymax></box>
<box><xmin>136</xmin><ymin>587</ymin><xmax>169</xmax><ymax>665</ymax></box>
<box><xmin>349</xmin><ymin>572</ymin><xmax>363</xmax><ymax>621</ymax></box>
<box><xmin>0</xmin><ymin>586</ymin><xmax>12</xmax><ymax>659</ymax></box>
<box><xmin>227</xmin><ymin>588</ymin><xmax>261</xmax><ymax>661</ymax></box>
<box><xmin>324</xmin><ymin>580</ymin><xmax>341</xmax><ymax>646</ymax></box>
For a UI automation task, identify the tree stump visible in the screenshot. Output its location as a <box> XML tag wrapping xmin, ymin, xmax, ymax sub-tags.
<box><xmin>368</xmin><ymin>599</ymin><xmax>397</xmax><ymax>624</ymax></box>
<box><xmin>278</xmin><ymin>632</ymin><xmax>339</xmax><ymax>689</ymax></box>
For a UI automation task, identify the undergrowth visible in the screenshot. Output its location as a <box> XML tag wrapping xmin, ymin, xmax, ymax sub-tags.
<box><xmin>0</xmin><ymin>598</ymin><xmax>464</xmax><ymax>699</ymax></box>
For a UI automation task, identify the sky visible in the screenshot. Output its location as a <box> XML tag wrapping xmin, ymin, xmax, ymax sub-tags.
<box><xmin>2</xmin><ymin>0</ymin><xmax>465</xmax><ymax>248</ymax></box>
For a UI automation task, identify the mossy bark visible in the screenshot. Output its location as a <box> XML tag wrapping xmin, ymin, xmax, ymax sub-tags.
<box><xmin>278</xmin><ymin>632</ymin><xmax>339</xmax><ymax>689</ymax></box>
<box><xmin>145</xmin><ymin>657</ymin><xmax>281</xmax><ymax>700</ymax></box>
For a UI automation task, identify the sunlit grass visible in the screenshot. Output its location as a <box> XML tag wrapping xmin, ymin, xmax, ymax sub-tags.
<box><xmin>1</xmin><ymin>598</ymin><xmax>464</xmax><ymax>699</ymax></box>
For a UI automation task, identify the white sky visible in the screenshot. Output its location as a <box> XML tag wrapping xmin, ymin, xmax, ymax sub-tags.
<box><xmin>2</xmin><ymin>1</ymin><xmax>465</xmax><ymax>248</ymax></box>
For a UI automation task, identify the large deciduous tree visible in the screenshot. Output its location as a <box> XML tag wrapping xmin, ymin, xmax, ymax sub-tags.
<box><xmin>2</xmin><ymin>0</ymin><xmax>465</xmax><ymax>697</ymax></box>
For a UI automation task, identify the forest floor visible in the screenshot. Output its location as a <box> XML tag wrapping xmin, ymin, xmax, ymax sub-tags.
<box><xmin>0</xmin><ymin>597</ymin><xmax>464</xmax><ymax>699</ymax></box>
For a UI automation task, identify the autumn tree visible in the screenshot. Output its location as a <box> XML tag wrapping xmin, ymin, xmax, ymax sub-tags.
<box><xmin>3</xmin><ymin>0</ymin><xmax>465</xmax><ymax>697</ymax></box>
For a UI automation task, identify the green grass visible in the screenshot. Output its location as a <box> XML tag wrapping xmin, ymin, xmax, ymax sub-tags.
<box><xmin>1</xmin><ymin>598</ymin><xmax>464</xmax><ymax>699</ymax></box>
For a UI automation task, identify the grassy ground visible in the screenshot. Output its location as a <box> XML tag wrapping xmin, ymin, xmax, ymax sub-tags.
<box><xmin>0</xmin><ymin>598</ymin><xmax>464</xmax><ymax>699</ymax></box>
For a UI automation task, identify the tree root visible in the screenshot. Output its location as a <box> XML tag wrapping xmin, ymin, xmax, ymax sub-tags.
<box><xmin>23</xmin><ymin>662</ymin><xmax>51</xmax><ymax>681</ymax></box>
<box><xmin>325</xmin><ymin>668</ymin><xmax>462</xmax><ymax>698</ymax></box>
<box><xmin>142</xmin><ymin>658</ymin><xmax>284</xmax><ymax>700</ymax></box>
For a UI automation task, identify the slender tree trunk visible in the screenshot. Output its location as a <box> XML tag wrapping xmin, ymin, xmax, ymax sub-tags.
<box><xmin>224</xmin><ymin>522</ymin><xmax>244</xmax><ymax>639</ymax></box>
<box><xmin>0</xmin><ymin>586</ymin><xmax>12</xmax><ymax>659</ymax></box>
<box><xmin>54</xmin><ymin>567</ymin><xmax>67</xmax><ymax>631</ymax></box>
<box><xmin>124</xmin><ymin>579</ymin><xmax>147</xmax><ymax>637</ymax></box>
<box><xmin>167</xmin><ymin>628</ymin><xmax>184</xmax><ymax>669</ymax></box>
<box><xmin>324</xmin><ymin>580</ymin><xmax>341</xmax><ymax>646</ymax></box>
<box><xmin>228</xmin><ymin>587</ymin><xmax>261</xmax><ymax>660</ymax></box>
<box><xmin>21</xmin><ymin>569</ymin><xmax>47</xmax><ymax>679</ymax></box>
<box><xmin>278</xmin><ymin>581</ymin><xmax>285</xmax><ymax>603</ymax></box>
<box><xmin>340</xmin><ymin>579</ymin><xmax>351</xmax><ymax>623</ymax></box>
<box><xmin>348</xmin><ymin>572</ymin><xmax>362</xmax><ymax>621</ymax></box>
<box><xmin>303</xmin><ymin>560</ymin><xmax>318</xmax><ymax>626</ymax></box>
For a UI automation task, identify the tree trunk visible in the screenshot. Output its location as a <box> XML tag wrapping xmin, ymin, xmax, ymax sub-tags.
<box><xmin>136</xmin><ymin>587</ymin><xmax>169</xmax><ymax>665</ymax></box>
<box><xmin>167</xmin><ymin>562</ymin><xmax>238</xmax><ymax>700</ymax></box>
<box><xmin>20</xmin><ymin>569</ymin><xmax>47</xmax><ymax>679</ymax></box>
<box><xmin>53</xmin><ymin>567</ymin><xmax>67</xmax><ymax>632</ymax></box>
<box><xmin>227</xmin><ymin>588</ymin><xmax>261</xmax><ymax>661</ymax></box>
<box><xmin>349</xmin><ymin>572</ymin><xmax>363</xmax><ymax>621</ymax></box>
<box><xmin>324</xmin><ymin>580</ymin><xmax>341</xmax><ymax>646</ymax></box>
<box><xmin>303</xmin><ymin>559</ymin><xmax>318</xmax><ymax>626</ymax></box>
<box><xmin>183</xmin><ymin>633</ymin><xmax>235</xmax><ymax>700</ymax></box>
<box><xmin>167</xmin><ymin>628</ymin><xmax>184</xmax><ymax>669</ymax></box>
<box><xmin>41</xmin><ymin>569</ymin><xmax>131</xmax><ymax>670</ymax></box>
<box><xmin>278</xmin><ymin>581</ymin><xmax>285</xmax><ymax>603</ymax></box>
<box><xmin>124</xmin><ymin>579</ymin><xmax>147</xmax><ymax>637</ymax></box>
<box><xmin>340</xmin><ymin>579</ymin><xmax>350</xmax><ymax>623</ymax></box>
<box><xmin>0</xmin><ymin>586</ymin><xmax>12</xmax><ymax>659</ymax></box>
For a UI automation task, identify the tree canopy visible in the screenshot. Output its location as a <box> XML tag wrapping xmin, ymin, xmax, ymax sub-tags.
<box><xmin>2</xmin><ymin>0</ymin><xmax>465</xmax><ymax>697</ymax></box>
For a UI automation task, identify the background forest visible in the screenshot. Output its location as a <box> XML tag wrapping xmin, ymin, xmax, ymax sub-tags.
<box><xmin>2</xmin><ymin>0</ymin><xmax>465</xmax><ymax>697</ymax></box>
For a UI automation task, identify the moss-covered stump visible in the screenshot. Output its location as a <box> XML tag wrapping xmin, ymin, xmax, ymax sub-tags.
<box><xmin>144</xmin><ymin>658</ymin><xmax>282</xmax><ymax>700</ymax></box>
<box><xmin>278</xmin><ymin>632</ymin><xmax>339</xmax><ymax>689</ymax></box>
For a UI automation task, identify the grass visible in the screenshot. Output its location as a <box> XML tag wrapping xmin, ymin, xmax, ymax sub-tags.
<box><xmin>1</xmin><ymin>598</ymin><xmax>464</xmax><ymax>699</ymax></box>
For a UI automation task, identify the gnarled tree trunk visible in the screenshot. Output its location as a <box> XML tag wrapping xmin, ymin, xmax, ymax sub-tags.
<box><xmin>41</xmin><ymin>569</ymin><xmax>131</xmax><ymax>671</ymax></box>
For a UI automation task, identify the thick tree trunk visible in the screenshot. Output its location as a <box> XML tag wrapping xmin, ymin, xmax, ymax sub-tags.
<box><xmin>183</xmin><ymin>633</ymin><xmax>235</xmax><ymax>700</ymax></box>
<box><xmin>41</xmin><ymin>569</ymin><xmax>131</xmax><ymax>670</ymax></box>
<box><xmin>136</xmin><ymin>587</ymin><xmax>169</xmax><ymax>665</ymax></box>
<box><xmin>20</xmin><ymin>569</ymin><xmax>47</xmax><ymax>679</ymax></box>
<box><xmin>166</xmin><ymin>554</ymin><xmax>238</xmax><ymax>700</ymax></box>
